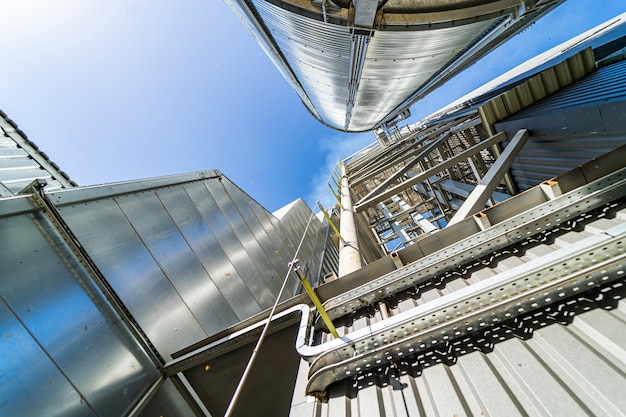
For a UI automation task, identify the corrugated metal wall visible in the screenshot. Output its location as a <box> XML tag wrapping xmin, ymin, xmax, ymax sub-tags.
<box><xmin>302</xmin><ymin>293</ymin><xmax>626</xmax><ymax>417</ymax></box>
<box><xmin>496</xmin><ymin>59</ymin><xmax>626</xmax><ymax>191</ymax></box>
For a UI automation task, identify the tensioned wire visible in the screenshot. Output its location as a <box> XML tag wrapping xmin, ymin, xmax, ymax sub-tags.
<box><xmin>222</xmin><ymin>162</ymin><xmax>342</xmax><ymax>417</ymax></box>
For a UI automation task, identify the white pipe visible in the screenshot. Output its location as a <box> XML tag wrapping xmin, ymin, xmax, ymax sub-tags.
<box><xmin>338</xmin><ymin>163</ymin><xmax>362</xmax><ymax>277</ymax></box>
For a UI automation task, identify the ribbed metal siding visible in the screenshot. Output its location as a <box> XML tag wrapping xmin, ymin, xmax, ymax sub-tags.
<box><xmin>275</xmin><ymin>198</ymin><xmax>336</xmax><ymax>286</ymax></box>
<box><xmin>298</xmin><ymin>300</ymin><xmax>626</xmax><ymax>417</ymax></box>
<box><xmin>351</xmin><ymin>21</ymin><xmax>494</xmax><ymax>131</ymax></box>
<box><xmin>508</xmin><ymin>58</ymin><xmax>626</xmax><ymax>117</ymax></box>
<box><xmin>496</xmin><ymin>59</ymin><xmax>626</xmax><ymax>191</ymax></box>
<box><xmin>251</xmin><ymin>0</ymin><xmax>352</xmax><ymax>129</ymax></box>
<box><xmin>250</xmin><ymin>0</ymin><xmax>496</xmax><ymax>131</ymax></box>
<box><xmin>0</xmin><ymin>118</ymin><xmax>73</xmax><ymax>196</ymax></box>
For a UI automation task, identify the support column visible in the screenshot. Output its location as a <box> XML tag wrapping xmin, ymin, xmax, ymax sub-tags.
<box><xmin>338</xmin><ymin>162</ymin><xmax>362</xmax><ymax>277</ymax></box>
<box><xmin>448</xmin><ymin>129</ymin><xmax>529</xmax><ymax>225</ymax></box>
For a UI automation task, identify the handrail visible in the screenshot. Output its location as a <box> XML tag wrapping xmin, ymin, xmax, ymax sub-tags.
<box><xmin>163</xmin><ymin>162</ymin><xmax>626</xmax><ymax>398</ymax></box>
<box><xmin>321</xmin><ymin>166</ymin><xmax>626</xmax><ymax>322</ymax></box>
<box><xmin>304</xmin><ymin>223</ymin><xmax>626</xmax><ymax>393</ymax></box>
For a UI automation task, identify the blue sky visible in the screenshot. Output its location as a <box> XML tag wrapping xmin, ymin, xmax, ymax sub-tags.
<box><xmin>0</xmin><ymin>1</ymin><xmax>624</xmax><ymax>212</ymax></box>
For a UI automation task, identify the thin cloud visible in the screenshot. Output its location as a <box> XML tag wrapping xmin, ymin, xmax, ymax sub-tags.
<box><xmin>305</xmin><ymin>132</ymin><xmax>375</xmax><ymax>210</ymax></box>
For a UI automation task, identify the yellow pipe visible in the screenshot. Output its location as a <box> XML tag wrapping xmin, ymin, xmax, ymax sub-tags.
<box><xmin>293</xmin><ymin>266</ymin><xmax>339</xmax><ymax>339</ymax></box>
<box><xmin>317</xmin><ymin>202</ymin><xmax>344</xmax><ymax>242</ymax></box>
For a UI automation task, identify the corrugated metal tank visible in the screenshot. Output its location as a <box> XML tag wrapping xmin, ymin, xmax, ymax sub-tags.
<box><xmin>226</xmin><ymin>0</ymin><xmax>563</xmax><ymax>131</ymax></box>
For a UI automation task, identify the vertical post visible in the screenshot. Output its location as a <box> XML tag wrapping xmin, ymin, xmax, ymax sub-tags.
<box><xmin>448</xmin><ymin>129</ymin><xmax>529</xmax><ymax>225</ymax></box>
<box><xmin>338</xmin><ymin>162</ymin><xmax>363</xmax><ymax>277</ymax></box>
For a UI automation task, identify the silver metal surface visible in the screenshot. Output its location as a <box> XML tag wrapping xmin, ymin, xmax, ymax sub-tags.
<box><xmin>305</xmin><ymin>222</ymin><xmax>626</xmax><ymax>393</ymax></box>
<box><xmin>298</xmin><ymin>298</ymin><xmax>626</xmax><ymax>416</ymax></box>
<box><xmin>49</xmin><ymin>173</ymin><xmax>330</xmax><ymax>361</ymax></box>
<box><xmin>0</xmin><ymin>112</ymin><xmax>75</xmax><ymax>195</ymax></box>
<box><xmin>0</xmin><ymin>168</ymin><xmax>337</xmax><ymax>415</ymax></box>
<box><xmin>0</xmin><ymin>209</ymin><xmax>159</xmax><ymax>416</ymax></box>
<box><xmin>228</xmin><ymin>0</ymin><xmax>561</xmax><ymax>131</ymax></box>
<box><xmin>448</xmin><ymin>129</ymin><xmax>529</xmax><ymax>224</ymax></box>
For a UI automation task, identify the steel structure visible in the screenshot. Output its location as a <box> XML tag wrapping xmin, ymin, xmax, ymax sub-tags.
<box><xmin>225</xmin><ymin>0</ymin><xmax>563</xmax><ymax>132</ymax></box>
<box><xmin>2</xmin><ymin>11</ymin><xmax>626</xmax><ymax>417</ymax></box>
<box><xmin>0</xmin><ymin>163</ymin><xmax>336</xmax><ymax>416</ymax></box>
<box><xmin>168</xmin><ymin>15</ymin><xmax>626</xmax><ymax>416</ymax></box>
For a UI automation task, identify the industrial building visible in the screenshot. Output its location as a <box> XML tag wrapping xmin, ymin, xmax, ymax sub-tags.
<box><xmin>2</xmin><ymin>5</ymin><xmax>626</xmax><ymax>417</ymax></box>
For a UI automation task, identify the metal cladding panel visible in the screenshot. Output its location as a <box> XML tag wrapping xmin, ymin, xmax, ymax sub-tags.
<box><xmin>275</xmin><ymin>198</ymin><xmax>329</xmax><ymax>285</ymax></box>
<box><xmin>495</xmin><ymin>59</ymin><xmax>626</xmax><ymax>191</ymax></box>
<box><xmin>200</xmin><ymin>180</ymin><xmax>280</xmax><ymax>308</ymax></box>
<box><xmin>0</xmin><ymin>210</ymin><xmax>158</xmax><ymax>417</ymax></box>
<box><xmin>174</xmin><ymin>181</ymin><xmax>266</xmax><ymax>318</ymax></box>
<box><xmin>206</xmin><ymin>179</ymin><xmax>286</xmax><ymax>301</ymax></box>
<box><xmin>350</xmin><ymin>21</ymin><xmax>495</xmax><ymax>130</ymax></box>
<box><xmin>58</xmin><ymin>197</ymin><xmax>210</xmax><ymax>359</ymax></box>
<box><xmin>148</xmin><ymin>185</ymin><xmax>241</xmax><ymax>331</ymax></box>
<box><xmin>506</xmin><ymin>58</ymin><xmax>626</xmax><ymax>117</ymax></box>
<box><xmin>242</xmin><ymin>192</ymin><xmax>297</xmax><ymax>273</ymax></box>
<box><xmin>0</xmin><ymin>301</ymin><xmax>95</xmax><ymax>417</ymax></box>
<box><xmin>252</xmin><ymin>0</ymin><xmax>352</xmax><ymax>129</ymax></box>
<box><xmin>47</xmin><ymin>173</ymin><xmax>324</xmax><ymax>359</ymax></box>
<box><xmin>291</xmin><ymin>295</ymin><xmax>626</xmax><ymax>417</ymax></box>
<box><xmin>250</xmin><ymin>0</ymin><xmax>498</xmax><ymax>131</ymax></box>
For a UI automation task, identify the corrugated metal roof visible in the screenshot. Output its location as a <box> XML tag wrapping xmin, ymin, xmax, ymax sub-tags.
<box><xmin>478</xmin><ymin>47</ymin><xmax>597</xmax><ymax>130</ymax></box>
<box><xmin>226</xmin><ymin>0</ymin><xmax>563</xmax><ymax>131</ymax></box>
<box><xmin>507</xmin><ymin>58</ymin><xmax>626</xmax><ymax>118</ymax></box>
<box><xmin>421</xmin><ymin>13</ymin><xmax>626</xmax><ymax>127</ymax></box>
<box><xmin>0</xmin><ymin>112</ymin><xmax>76</xmax><ymax>196</ymax></box>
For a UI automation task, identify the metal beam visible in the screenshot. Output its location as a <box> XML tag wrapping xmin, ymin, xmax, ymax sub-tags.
<box><xmin>354</xmin><ymin>131</ymin><xmax>507</xmax><ymax>212</ymax></box>
<box><xmin>345</xmin><ymin>29</ymin><xmax>372</xmax><ymax>130</ymax></box>
<box><xmin>448</xmin><ymin>129</ymin><xmax>529</xmax><ymax>225</ymax></box>
<box><xmin>356</xmin><ymin>133</ymin><xmax>450</xmax><ymax>201</ymax></box>
<box><xmin>353</xmin><ymin>0</ymin><xmax>378</xmax><ymax>28</ymax></box>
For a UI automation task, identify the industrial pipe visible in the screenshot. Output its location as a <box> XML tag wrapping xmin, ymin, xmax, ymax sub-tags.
<box><xmin>338</xmin><ymin>162</ymin><xmax>363</xmax><ymax>276</ymax></box>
